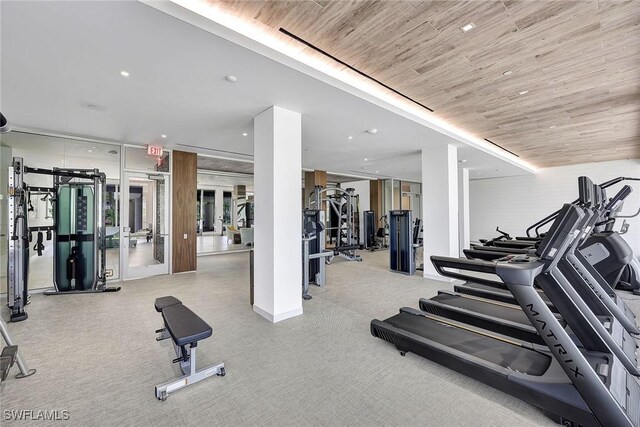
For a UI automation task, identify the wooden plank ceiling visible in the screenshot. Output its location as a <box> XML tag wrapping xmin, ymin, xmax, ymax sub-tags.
<box><xmin>208</xmin><ymin>0</ymin><xmax>639</xmax><ymax>168</ymax></box>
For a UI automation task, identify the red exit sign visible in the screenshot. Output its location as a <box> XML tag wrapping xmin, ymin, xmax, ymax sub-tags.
<box><xmin>147</xmin><ymin>145</ymin><xmax>164</xmax><ymax>156</ymax></box>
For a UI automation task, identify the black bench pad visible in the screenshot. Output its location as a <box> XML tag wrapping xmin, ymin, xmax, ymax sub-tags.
<box><xmin>162</xmin><ymin>304</ymin><xmax>212</xmax><ymax>347</ymax></box>
<box><xmin>155</xmin><ymin>296</ymin><xmax>182</xmax><ymax>312</ymax></box>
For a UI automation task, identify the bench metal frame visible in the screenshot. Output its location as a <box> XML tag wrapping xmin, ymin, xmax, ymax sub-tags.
<box><xmin>155</xmin><ymin>341</ymin><xmax>225</xmax><ymax>401</ymax></box>
<box><xmin>154</xmin><ymin>300</ymin><xmax>225</xmax><ymax>401</ymax></box>
<box><xmin>0</xmin><ymin>318</ymin><xmax>35</xmax><ymax>381</ymax></box>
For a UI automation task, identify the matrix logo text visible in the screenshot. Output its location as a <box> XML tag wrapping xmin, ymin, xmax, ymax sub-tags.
<box><xmin>4</xmin><ymin>410</ymin><xmax>70</xmax><ymax>421</ymax></box>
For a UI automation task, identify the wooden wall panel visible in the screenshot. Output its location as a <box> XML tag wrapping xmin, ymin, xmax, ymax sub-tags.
<box><xmin>369</xmin><ymin>179</ymin><xmax>383</xmax><ymax>223</ymax></box>
<box><xmin>172</xmin><ymin>150</ymin><xmax>197</xmax><ymax>273</ymax></box>
<box><xmin>304</xmin><ymin>170</ymin><xmax>327</xmax><ymax>209</ymax></box>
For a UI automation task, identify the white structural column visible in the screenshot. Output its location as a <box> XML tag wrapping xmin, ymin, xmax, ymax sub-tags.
<box><xmin>458</xmin><ymin>168</ymin><xmax>470</xmax><ymax>256</ymax></box>
<box><xmin>422</xmin><ymin>145</ymin><xmax>459</xmax><ymax>280</ymax></box>
<box><xmin>253</xmin><ymin>106</ymin><xmax>303</xmax><ymax>322</ymax></box>
<box><xmin>214</xmin><ymin>188</ymin><xmax>224</xmax><ymax>234</ymax></box>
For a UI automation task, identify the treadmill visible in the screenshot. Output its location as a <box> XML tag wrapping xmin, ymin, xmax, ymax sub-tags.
<box><xmin>467</xmin><ymin>181</ymin><xmax>637</xmax><ymax>296</ymax></box>
<box><xmin>371</xmin><ymin>202</ymin><xmax>640</xmax><ymax>426</ymax></box>
<box><xmin>418</xmin><ymin>181</ymin><xmax>640</xmax><ymax>376</ymax></box>
<box><xmin>419</xmin><ymin>214</ymin><xmax>640</xmax><ymax>376</ymax></box>
<box><xmin>455</xmin><ymin>181</ymin><xmax>639</xmax><ymax>335</ymax></box>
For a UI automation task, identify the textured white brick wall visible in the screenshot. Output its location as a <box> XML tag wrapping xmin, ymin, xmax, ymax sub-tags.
<box><xmin>469</xmin><ymin>159</ymin><xmax>640</xmax><ymax>254</ymax></box>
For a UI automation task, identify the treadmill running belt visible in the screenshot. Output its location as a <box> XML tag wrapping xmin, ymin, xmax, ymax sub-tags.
<box><xmin>431</xmin><ymin>293</ymin><xmax>531</xmax><ymax>325</ymax></box>
<box><xmin>460</xmin><ymin>282</ymin><xmax>553</xmax><ymax>304</ymax></box>
<box><xmin>384</xmin><ymin>312</ymin><xmax>551</xmax><ymax>376</ymax></box>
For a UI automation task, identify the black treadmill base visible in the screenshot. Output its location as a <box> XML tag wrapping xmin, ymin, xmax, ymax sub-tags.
<box><xmin>370</xmin><ymin>318</ymin><xmax>597</xmax><ymax>427</ymax></box>
<box><xmin>418</xmin><ymin>297</ymin><xmax>545</xmax><ymax>345</ymax></box>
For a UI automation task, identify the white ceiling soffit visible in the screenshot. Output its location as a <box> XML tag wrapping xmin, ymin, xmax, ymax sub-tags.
<box><xmin>0</xmin><ymin>1</ymin><xmax>529</xmax><ymax>182</ymax></box>
<box><xmin>143</xmin><ymin>0</ymin><xmax>537</xmax><ymax>174</ymax></box>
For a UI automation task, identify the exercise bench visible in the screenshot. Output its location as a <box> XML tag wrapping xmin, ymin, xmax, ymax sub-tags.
<box><xmin>154</xmin><ymin>297</ymin><xmax>225</xmax><ymax>401</ymax></box>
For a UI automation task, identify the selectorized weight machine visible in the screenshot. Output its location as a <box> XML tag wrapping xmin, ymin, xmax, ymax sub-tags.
<box><xmin>389</xmin><ymin>210</ymin><xmax>415</xmax><ymax>275</ymax></box>
<box><xmin>7</xmin><ymin>157</ymin><xmax>120</xmax><ymax>322</ymax></box>
<box><xmin>362</xmin><ymin>210</ymin><xmax>377</xmax><ymax>250</ymax></box>
<box><xmin>388</xmin><ymin>210</ymin><xmax>423</xmax><ymax>275</ymax></box>
<box><xmin>302</xmin><ymin>209</ymin><xmax>334</xmax><ymax>300</ymax></box>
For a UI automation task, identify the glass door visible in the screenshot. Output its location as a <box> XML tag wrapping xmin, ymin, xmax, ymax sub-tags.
<box><xmin>121</xmin><ymin>172</ymin><xmax>169</xmax><ymax>279</ymax></box>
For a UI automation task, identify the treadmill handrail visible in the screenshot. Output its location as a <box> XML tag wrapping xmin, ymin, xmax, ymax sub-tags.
<box><xmin>526</xmin><ymin>177</ymin><xmax>639</xmax><ymax>237</ymax></box>
<box><xmin>431</xmin><ymin>256</ymin><xmax>506</xmax><ymax>287</ymax></box>
<box><xmin>604</xmin><ymin>185</ymin><xmax>632</xmax><ymax>211</ymax></box>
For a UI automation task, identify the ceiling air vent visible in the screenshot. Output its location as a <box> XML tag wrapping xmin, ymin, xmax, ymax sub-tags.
<box><xmin>484</xmin><ymin>139</ymin><xmax>519</xmax><ymax>158</ymax></box>
<box><xmin>279</xmin><ymin>28</ymin><xmax>434</xmax><ymax>113</ymax></box>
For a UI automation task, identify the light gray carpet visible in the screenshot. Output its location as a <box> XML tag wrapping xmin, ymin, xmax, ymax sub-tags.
<box><xmin>2</xmin><ymin>250</ymin><xmax>639</xmax><ymax>426</ymax></box>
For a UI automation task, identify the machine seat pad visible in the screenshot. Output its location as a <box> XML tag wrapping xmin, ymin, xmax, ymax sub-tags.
<box><xmin>155</xmin><ymin>296</ymin><xmax>182</xmax><ymax>312</ymax></box>
<box><xmin>162</xmin><ymin>304</ymin><xmax>212</xmax><ymax>347</ymax></box>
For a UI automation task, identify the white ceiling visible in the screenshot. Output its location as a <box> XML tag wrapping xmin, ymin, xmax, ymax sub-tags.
<box><xmin>0</xmin><ymin>1</ymin><xmax>529</xmax><ymax>181</ymax></box>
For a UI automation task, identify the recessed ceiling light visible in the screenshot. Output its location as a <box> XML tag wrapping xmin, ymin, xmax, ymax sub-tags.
<box><xmin>92</xmin><ymin>146</ymin><xmax>97</xmax><ymax>149</ymax></box>
<box><xmin>161</xmin><ymin>134</ymin><xmax>167</xmax><ymax>138</ymax></box>
<box><xmin>375</xmin><ymin>170</ymin><xmax>379</xmax><ymax>174</ymax></box>
<box><xmin>460</xmin><ymin>22</ymin><xmax>476</xmax><ymax>33</ymax></box>
<box><xmin>503</xmin><ymin>70</ymin><xmax>513</xmax><ymax>76</ymax></box>
<box><xmin>478</xmin><ymin>172</ymin><xmax>482</xmax><ymax>175</ymax></box>
<box><xmin>242</xmin><ymin>132</ymin><xmax>248</xmax><ymax>136</ymax></box>
<box><xmin>549</xmin><ymin>125</ymin><xmax>556</xmax><ymax>129</ymax></box>
<box><xmin>348</xmin><ymin>136</ymin><xmax>353</xmax><ymax>140</ymax></box>
<box><xmin>225</xmin><ymin>75</ymin><xmax>238</xmax><ymax>83</ymax></box>
<box><xmin>88</xmin><ymin>150</ymin><xmax>93</xmax><ymax>153</ymax></box>
<box><xmin>120</xmin><ymin>70</ymin><xmax>130</xmax><ymax>77</ymax></box>
<box><xmin>519</xmin><ymin>90</ymin><xmax>529</xmax><ymax>95</ymax></box>
<box><xmin>364</xmin><ymin>158</ymin><xmax>368</xmax><ymax>161</ymax></box>
<box><xmin>366</xmin><ymin>128</ymin><xmax>378</xmax><ymax>135</ymax></box>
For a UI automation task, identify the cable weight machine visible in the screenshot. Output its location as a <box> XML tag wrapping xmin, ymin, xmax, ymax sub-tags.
<box><xmin>7</xmin><ymin>157</ymin><xmax>120</xmax><ymax>322</ymax></box>
<box><xmin>307</xmin><ymin>185</ymin><xmax>362</xmax><ymax>262</ymax></box>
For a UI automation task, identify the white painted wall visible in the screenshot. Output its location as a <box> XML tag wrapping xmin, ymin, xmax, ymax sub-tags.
<box><xmin>469</xmin><ymin>159</ymin><xmax>640</xmax><ymax>253</ymax></box>
<box><xmin>343</xmin><ymin>179</ymin><xmax>370</xmax><ymax>243</ymax></box>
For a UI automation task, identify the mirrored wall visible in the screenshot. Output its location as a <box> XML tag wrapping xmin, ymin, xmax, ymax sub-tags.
<box><xmin>381</xmin><ymin>179</ymin><xmax>421</xmax><ymax>219</ymax></box>
<box><xmin>196</xmin><ymin>165</ymin><xmax>254</xmax><ymax>255</ymax></box>
<box><xmin>0</xmin><ymin>131</ymin><xmax>121</xmax><ymax>290</ymax></box>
